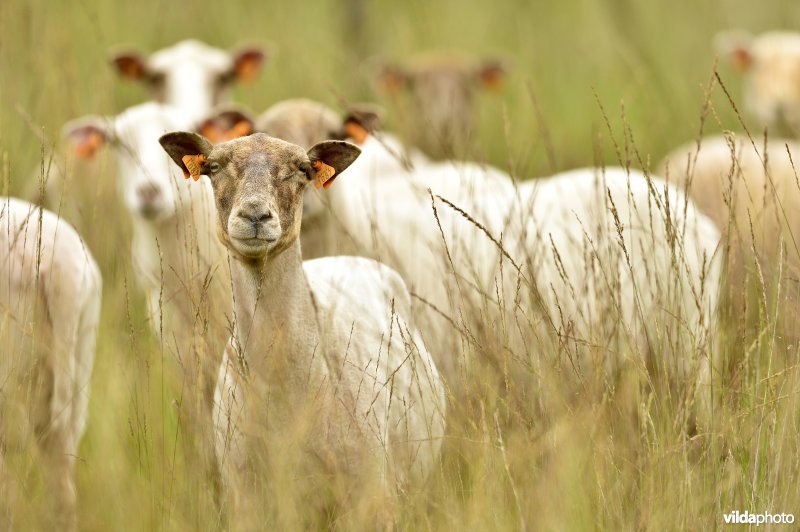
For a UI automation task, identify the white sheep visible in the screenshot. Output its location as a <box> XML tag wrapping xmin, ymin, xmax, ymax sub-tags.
<box><xmin>659</xmin><ymin>133</ymin><xmax>800</xmax><ymax>326</ymax></box>
<box><xmin>0</xmin><ymin>197</ymin><xmax>102</xmax><ymax>530</ymax></box>
<box><xmin>110</xmin><ymin>39</ymin><xmax>267</xmax><ymax>123</ymax></box>
<box><xmin>716</xmin><ymin>30</ymin><xmax>800</xmax><ymax>134</ymax></box>
<box><xmin>63</xmin><ymin>103</ymin><xmax>233</xmax><ymax>471</ymax></box>
<box><xmin>340</xmin><ymin>158</ymin><xmax>721</xmax><ymax>421</ymax></box>
<box><xmin>512</xmin><ymin>167</ymin><xmax>722</xmax><ymax>419</ymax></box>
<box><xmin>158</xmin><ymin>131</ymin><xmax>446</xmax><ymax>527</ymax></box>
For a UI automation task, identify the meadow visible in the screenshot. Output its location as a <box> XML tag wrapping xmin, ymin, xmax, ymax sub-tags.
<box><xmin>2</xmin><ymin>0</ymin><xmax>800</xmax><ymax>529</ymax></box>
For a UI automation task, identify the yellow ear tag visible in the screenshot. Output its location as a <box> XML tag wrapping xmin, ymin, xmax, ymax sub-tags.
<box><xmin>313</xmin><ymin>160</ymin><xmax>337</xmax><ymax>189</ymax></box>
<box><xmin>182</xmin><ymin>154</ymin><xmax>206</xmax><ymax>181</ymax></box>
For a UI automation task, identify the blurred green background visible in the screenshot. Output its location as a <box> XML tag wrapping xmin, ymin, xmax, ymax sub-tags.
<box><xmin>4</xmin><ymin>0</ymin><xmax>800</xmax><ymax>182</ymax></box>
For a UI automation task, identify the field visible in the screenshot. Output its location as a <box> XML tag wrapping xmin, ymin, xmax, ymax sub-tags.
<box><xmin>2</xmin><ymin>0</ymin><xmax>800</xmax><ymax>529</ymax></box>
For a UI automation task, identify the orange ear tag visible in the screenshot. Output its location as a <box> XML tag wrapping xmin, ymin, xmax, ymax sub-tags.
<box><xmin>236</xmin><ymin>60</ymin><xmax>260</xmax><ymax>83</ymax></box>
<box><xmin>75</xmin><ymin>131</ymin><xmax>105</xmax><ymax>159</ymax></box>
<box><xmin>182</xmin><ymin>154</ymin><xmax>206</xmax><ymax>181</ymax></box>
<box><xmin>313</xmin><ymin>160</ymin><xmax>337</xmax><ymax>189</ymax></box>
<box><xmin>344</xmin><ymin>121</ymin><xmax>369</xmax><ymax>145</ymax></box>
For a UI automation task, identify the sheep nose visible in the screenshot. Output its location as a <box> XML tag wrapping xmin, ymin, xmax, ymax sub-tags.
<box><xmin>238</xmin><ymin>208</ymin><xmax>272</xmax><ymax>224</ymax></box>
<box><xmin>136</xmin><ymin>183</ymin><xmax>161</xmax><ymax>204</ymax></box>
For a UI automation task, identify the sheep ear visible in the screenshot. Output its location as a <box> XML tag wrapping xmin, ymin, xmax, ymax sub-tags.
<box><xmin>476</xmin><ymin>59</ymin><xmax>507</xmax><ymax>90</ymax></box>
<box><xmin>231</xmin><ymin>46</ymin><xmax>269</xmax><ymax>83</ymax></box>
<box><xmin>374</xmin><ymin>63</ymin><xmax>410</xmax><ymax>94</ymax></box>
<box><xmin>159</xmin><ymin>132</ymin><xmax>214</xmax><ymax>181</ymax></box>
<box><xmin>197</xmin><ymin>106</ymin><xmax>256</xmax><ymax>143</ymax></box>
<box><xmin>110</xmin><ymin>52</ymin><xmax>150</xmax><ymax>80</ymax></box>
<box><xmin>63</xmin><ymin>117</ymin><xmax>110</xmax><ymax>159</ymax></box>
<box><xmin>343</xmin><ymin>103</ymin><xmax>384</xmax><ymax>145</ymax></box>
<box><xmin>715</xmin><ymin>31</ymin><xmax>754</xmax><ymax>71</ymax></box>
<box><xmin>307</xmin><ymin>141</ymin><xmax>361</xmax><ymax>189</ymax></box>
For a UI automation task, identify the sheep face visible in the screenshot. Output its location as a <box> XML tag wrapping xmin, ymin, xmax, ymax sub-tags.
<box><xmin>717</xmin><ymin>31</ymin><xmax>800</xmax><ymax>134</ymax></box>
<box><xmin>64</xmin><ymin>103</ymin><xmax>195</xmax><ymax>222</ymax></box>
<box><xmin>375</xmin><ymin>53</ymin><xmax>505</xmax><ymax>153</ymax></box>
<box><xmin>159</xmin><ymin>132</ymin><xmax>360</xmax><ymax>261</ymax></box>
<box><xmin>111</xmin><ymin>40</ymin><xmax>266</xmax><ymax>120</ymax></box>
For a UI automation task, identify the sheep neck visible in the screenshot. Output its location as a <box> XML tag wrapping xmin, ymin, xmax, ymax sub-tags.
<box><xmin>228</xmin><ymin>240</ymin><xmax>323</xmax><ymax>395</ymax></box>
<box><xmin>130</xmin><ymin>186</ymin><xmax>217</xmax><ymax>291</ymax></box>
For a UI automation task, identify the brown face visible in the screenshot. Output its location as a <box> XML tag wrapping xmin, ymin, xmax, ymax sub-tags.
<box><xmin>210</xmin><ymin>135</ymin><xmax>310</xmax><ymax>259</ymax></box>
<box><xmin>375</xmin><ymin>54</ymin><xmax>506</xmax><ymax>152</ymax></box>
<box><xmin>256</xmin><ymin>99</ymin><xmax>346</xmax><ymax>149</ymax></box>
<box><xmin>158</xmin><ymin>132</ymin><xmax>361</xmax><ymax>261</ymax></box>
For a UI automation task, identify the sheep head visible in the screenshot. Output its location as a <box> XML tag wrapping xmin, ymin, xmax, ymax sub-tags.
<box><xmin>159</xmin><ymin>132</ymin><xmax>360</xmax><ymax>261</ymax></box>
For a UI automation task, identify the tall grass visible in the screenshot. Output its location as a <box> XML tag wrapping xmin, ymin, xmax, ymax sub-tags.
<box><xmin>3</xmin><ymin>0</ymin><xmax>800</xmax><ymax>529</ymax></box>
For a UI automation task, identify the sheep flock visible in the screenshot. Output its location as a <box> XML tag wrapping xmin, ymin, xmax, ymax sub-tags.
<box><xmin>3</xmin><ymin>6</ymin><xmax>800</xmax><ymax>530</ymax></box>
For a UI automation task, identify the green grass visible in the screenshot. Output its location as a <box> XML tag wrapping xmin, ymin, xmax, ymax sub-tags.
<box><xmin>3</xmin><ymin>0</ymin><xmax>800</xmax><ymax>529</ymax></box>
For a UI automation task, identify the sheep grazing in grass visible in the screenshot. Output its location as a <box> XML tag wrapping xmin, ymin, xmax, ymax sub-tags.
<box><xmin>158</xmin><ymin>131</ymin><xmax>446</xmax><ymax>528</ymax></box>
<box><xmin>659</xmin><ymin>133</ymin><xmax>800</xmax><ymax>333</ymax></box>
<box><xmin>0</xmin><ymin>197</ymin><xmax>101</xmax><ymax>531</ymax></box>
<box><xmin>510</xmin><ymin>168</ymin><xmax>722</xmax><ymax>423</ymax></box>
<box><xmin>110</xmin><ymin>39</ymin><xmax>267</xmax><ymax>123</ymax></box>
<box><xmin>63</xmin><ymin>102</ymin><xmax>233</xmax><ymax>481</ymax></box>
<box><xmin>212</xmin><ymin>100</ymin><xmax>721</xmax><ymax>423</ymax></box>
<box><xmin>320</xmin><ymin>154</ymin><xmax>721</xmax><ymax>424</ymax></box>
<box><xmin>716</xmin><ymin>31</ymin><xmax>800</xmax><ymax>136</ymax></box>
<box><xmin>374</xmin><ymin>51</ymin><xmax>507</xmax><ymax>157</ymax></box>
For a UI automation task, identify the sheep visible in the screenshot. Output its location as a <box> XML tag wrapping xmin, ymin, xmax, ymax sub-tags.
<box><xmin>24</xmin><ymin>40</ymin><xmax>267</xmax><ymax>227</ymax></box>
<box><xmin>226</xmin><ymin>99</ymin><xmax>721</xmax><ymax>422</ymax></box>
<box><xmin>247</xmin><ymin>101</ymin><xmax>519</xmax><ymax>378</ymax></box>
<box><xmin>254</xmin><ymin>99</ymin><xmax>346</xmax><ymax>150</ymax></box>
<box><xmin>659</xmin><ymin>133</ymin><xmax>800</xmax><ymax>334</ymax></box>
<box><xmin>333</xmin><ymin>159</ymin><xmax>721</xmax><ymax>422</ymax></box>
<box><xmin>509</xmin><ymin>168</ymin><xmax>722</xmax><ymax>422</ymax></box>
<box><xmin>158</xmin><ymin>131</ymin><xmax>446</xmax><ymax>528</ymax></box>
<box><xmin>63</xmin><ymin>102</ymin><xmax>233</xmax><ymax>482</ymax></box>
<box><xmin>253</xmin><ymin>99</ymin><xmax>428</xmax><ymax>258</ymax></box>
<box><xmin>374</xmin><ymin>51</ymin><xmax>507</xmax><ymax>157</ymax></box>
<box><xmin>0</xmin><ymin>197</ymin><xmax>102</xmax><ymax>530</ymax></box>
<box><xmin>255</xmin><ymin>99</ymin><xmax>429</xmax><ymax>174</ymax></box>
<box><xmin>716</xmin><ymin>30</ymin><xmax>800</xmax><ymax>135</ymax></box>
<box><xmin>110</xmin><ymin>39</ymin><xmax>267</xmax><ymax>123</ymax></box>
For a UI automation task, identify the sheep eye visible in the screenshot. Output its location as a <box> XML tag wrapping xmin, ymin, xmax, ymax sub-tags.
<box><xmin>208</xmin><ymin>161</ymin><xmax>221</xmax><ymax>174</ymax></box>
